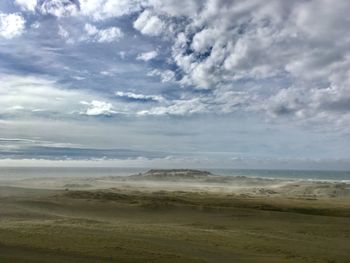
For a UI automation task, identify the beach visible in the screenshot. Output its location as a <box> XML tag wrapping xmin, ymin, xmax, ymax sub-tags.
<box><xmin>0</xmin><ymin>169</ymin><xmax>349</xmax><ymax>262</ymax></box>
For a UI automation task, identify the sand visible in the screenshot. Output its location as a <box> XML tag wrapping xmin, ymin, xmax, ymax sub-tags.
<box><xmin>0</xmin><ymin>169</ymin><xmax>349</xmax><ymax>262</ymax></box>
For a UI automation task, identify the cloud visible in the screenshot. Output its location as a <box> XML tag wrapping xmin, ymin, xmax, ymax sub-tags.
<box><xmin>0</xmin><ymin>137</ymin><xmax>73</xmax><ymax>148</ymax></box>
<box><xmin>147</xmin><ymin>69</ymin><xmax>175</xmax><ymax>83</ymax></box>
<box><xmin>147</xmin><ymin>0</ymin><xmax>202</xmax><ymax>17</ymax></box>
<box><xmin>84</xmin><ymin>23</ymin><xmax>98</xmax><ymax>35</ymax></box>
<box><xmin>133</xmin><ymin>10</ymin><xmax>165</xmax><ymax>36</ymax></box>
<box><xmin>80</xmin><ymin>100</ymin><xmax>116</xmax><ymax>116</ymax></box>
<box><xmin>0</xmin><ymin>75</ymin><xmax>77</xmax><ymax>116</ymax></box>
<box><xmin>79</xmin><ymin>0</ymin><xmax>144</xmax><ymax>20</ymax></box>
<box><xmin>138</xmin><ymin>98</ymin><xmax>207</xmax><ymax>116</ymax></box>
<box><xmin>6</xmin><ymin>0</ymin><xmax>350</xmax><ymax>129</ymax></box>
<box><xmin>0</xmin><ymin>13</ymin><xmax>25</xmax><ymax>39</ymax></box>
<box><xmin>58</xmin><ymin>25</ymin><xmax>70</xmax><ymax>39</ymax></box>
<box><xmin>130</xmin><ymin>0</ymin><xmax>350</xmax><ymax>127</ymax></box>
<box><xmin>136</xmin><ymin>50</ymin><xmax>158</xmax><ymax>61</ymax></box>
<box><xmin>14</xmin><ymin>0</ymin><xmax>38</xmax><ymax>12</ymax></box>
<box><xmin>115</xmin><ymin>91</ymin><xmax>164</xmax><ymax>103</ymax></box>
<box><xmin>0</xmin><ymin>75</ymin><xmax>120</xmax><ymax>118</ymax></box>
<box><xmin>95</xmin><ymin>27</ymin><xmax>123</xmax><ymax>43</ymax></box>
<box><xmin>38</xmin><ymin>0</ymin><xmax>80</xmax><ymax>17</ymax></box>
<box><xmin>135</xmin><ymin>89</ymin><xmax>251</xmax><ymax>116</ymax></box>
<box><xmin>264</xmin><ymin>84</ymin><xmax>350</xmax><ymax>133</ymax></box>
<box><xmin>84</xmin><ymin>23</ymin><xmax>123</xmax><ymax>43</ymax></box>
<box><xmin>0</xmin><ymin>143</ymin><xmax>169</xmax><ymax>160</ymax></box>
<box><xmin>266</xmin><ymin>88</ymin><xmax>305</xmax><ymax>117</ymax></box>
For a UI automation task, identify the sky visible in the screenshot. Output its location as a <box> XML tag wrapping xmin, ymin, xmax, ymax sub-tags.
<box><xmin>0</xmin><ymin>0</ymin><xmax>350</xmax><ymax>170</ymax></box>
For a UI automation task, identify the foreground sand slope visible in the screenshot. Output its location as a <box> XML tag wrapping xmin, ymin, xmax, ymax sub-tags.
<box><xmin>0</xmin><ymin>169</ymin><xmax>349</xmax><ymax>262</ymax></box>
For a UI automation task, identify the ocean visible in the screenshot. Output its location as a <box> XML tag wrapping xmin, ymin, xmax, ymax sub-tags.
<box><xmin>0</xmin><ymin>167</ymin><xmax>349</xmax><ymax>181</ymax></box>
<box><xmin>209</xmin><ymin>169</ymin><xmax>350</xmax><ymax>181</ymax></box>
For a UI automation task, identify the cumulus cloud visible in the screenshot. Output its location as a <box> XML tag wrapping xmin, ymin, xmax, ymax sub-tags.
<box><xmin>136</xmin><ymin>50</ymin><xmax>158</xmax><ymax>61</ymax></box>
<box><xmin>84</xmin><ymin>23</ymin><xmax>123</xmax><ymax>43</ymax></box>
<box><xmin>79</xmin><ymin>0</ymin><xmax>144</xmax><ymax>20</ymax></box>
<box><xmin>133</xmin><ymin>10</ymin><xmax>165</xmax><ymax>36</ymax></box>
<box><xmin>80</xmin><ymin>100</ymin><xmax>116</xmax><ymax>116</ymax></box>
<box><xmin>0</xmin><ymin>13</ymin><xmax>25</xmax><ymax>39</ymax></box>
<box><xmin>115</xmin><ymin>91</ymin><xmax>164</xmax><ymax>102</ymax></box>
<box><xmin>131</xmin><ymin>0</ymin><xmax>350</xmax><ymax>127</ymax></box>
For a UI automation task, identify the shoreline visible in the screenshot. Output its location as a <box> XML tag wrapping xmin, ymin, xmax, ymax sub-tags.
<box><xmin>1</xmin><ymin>169</ymin><xmax>349</xmax><ymax>200</ymax></box>
<box><xmin>1</xmin><ymin>166</ymin><xmax>349</xmax><ymax>182</ymax></box>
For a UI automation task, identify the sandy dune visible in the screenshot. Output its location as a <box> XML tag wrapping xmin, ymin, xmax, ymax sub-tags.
<box><xmin>3</xmin><ymin>169</ymin><xmax>350</xmax><ymax>199</ymax></box>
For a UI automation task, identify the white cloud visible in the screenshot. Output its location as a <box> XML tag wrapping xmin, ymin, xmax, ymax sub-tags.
<box><xmin>58</xmin><ymin>25</ymin><xmax>69</xmax><ymax>39</ymax></box>
<box><xmin>147</xmin><ymin>0</ymin><xmax>202</xmax><ymax>17</ymax></box>
<box><xmin>148</xmin><ymin>69</ymin><xmax>175</xmax><ymax>83</ymax></box>
<box><xmin>84</xmin><ymin>23</ymin><xmax>123</xmax><ymax>43</ymax></box>
<box><xmin>80</xmin><ymin>100</ymin><xmax>116</xmax><ymax>116</ymax></box>
<box><xmin>119</xmin><ymin>51</ymin><xmax>126</xmax><ymax>59</ymax></box>
<box><xmin>96</xmin><ymin>27</ymin><xmax>123</xmax><ymax>43</ymax></box>
<box><xmin>136</xmin><ymin>50</ymin><xmax>158</xmax><ymax>61</ymax></box>
<box><xmin>14</xmin><ymin>0</ymin><xmax>37</xmax><ymax>12</ymax></box>
<box><xmin>0</xmin><ymin>75</ymin><xmax>82</xmax><ymax>114</ymax></box>
<box><xmin>133</xmin><ymin>10</ymin><xmax>165</xmax><ymax>36</ymax></box>
<box><xmin>0</xmin><ymin>75</ymin><xmax>117</xmax><ymax>117</ymax></box>
<box><xmin>131</xmin><ymin>0</ymin><xmax>350</xmax><ymax>126</ymax></box>
<box><xmin>38</xmin><ymin>0</ymin><xmax>79</xmax><ymax>17</ymax></box>
<box><xmin>6</xmin><ymin>0</ymin><xmax>350</xmax><ymax>127</ymax></box>
<box><xmin>100</xmin><ymin>71</ymin><xmax>113</xmax><ymax>76</ymax></box>
<box><xmin>84</xmin><ymin>23</ymin><xmax>98</xmax><ymax>35</ymax></box>
<box><xmin>31</xmin><ymin>22</ymin><xmax>40</xmax><ymax>29</ymax></box>
<box><xmin>80</xmin><ymin>0</ymin><xmax>145</xmax><ymax>20</ymax></box>
<box><xmin>6</xmin><ymin>105</ymin><xmax>25</xmax><ymax>112</ymax></box>
<box><xmin>0</xmin><ymin>13</ymin><xmax>25</xmax><ymax>39</ymax></box>
<box><xmin>115</xmin><ymin>91</ymin><xmax>164</xmax><ymax>102</ymax></box>
<box><xmin>138</xmin><ymin>98</ymin><xmax>207</xmax><ymax>116</ymax></box>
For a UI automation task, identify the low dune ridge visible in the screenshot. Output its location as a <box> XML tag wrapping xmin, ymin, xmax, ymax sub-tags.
<box><xmin>130</xmin><ymin>169</ymin><xmax>216</xmax><ymax>180</ymax></box>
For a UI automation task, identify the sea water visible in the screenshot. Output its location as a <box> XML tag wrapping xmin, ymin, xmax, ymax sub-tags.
<box><xmin>209</xmin><ymin>168</ymin><xmax>350</xmax><ymax>181</ymax></box>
